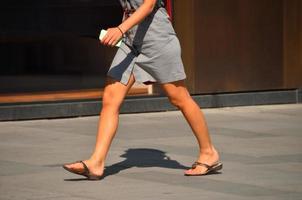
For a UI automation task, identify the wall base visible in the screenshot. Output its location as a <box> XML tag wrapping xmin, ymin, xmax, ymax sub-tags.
<box><xmin>0</xmin><ymin>89</ymin><xmax>301</xmax><ymax>121</ymax></box>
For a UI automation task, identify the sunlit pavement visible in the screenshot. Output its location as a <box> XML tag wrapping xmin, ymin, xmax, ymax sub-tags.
<box><xmin>0</xmin><ymin>103</ymin><xmax>301</xmax><ymax>200</ymax></box>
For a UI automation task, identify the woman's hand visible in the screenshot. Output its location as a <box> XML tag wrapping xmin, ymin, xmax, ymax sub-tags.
<box><xmin>100</xmin><ymin>27</ymin><xmax>124</xmax><ymax>47</ymax></box>
<box><xmin>100</xmin><ymin>0</ymin><xmax>156</xmax><ymax>47</ymax></box>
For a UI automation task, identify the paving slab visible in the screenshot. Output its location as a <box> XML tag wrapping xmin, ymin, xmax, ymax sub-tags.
<box><xmin>0</xmin><ymin>103</ymin><xmax>301</xmax><ymax>200</ymax></box>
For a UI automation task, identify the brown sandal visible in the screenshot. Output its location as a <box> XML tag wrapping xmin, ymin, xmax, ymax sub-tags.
<box><xmin>184</xmin><ymin>161</ymin><xmax>223</xmax><ymax>176</ymax></box>
<box><xmin>62</xmin><ymin>160</ymin><xmax>103</xmax><ymax>180</ymax></box>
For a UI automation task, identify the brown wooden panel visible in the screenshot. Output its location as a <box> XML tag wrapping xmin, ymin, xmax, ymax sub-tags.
<box><xmin>174</xmin><ymin>0</ymin><xmax>286</xmax><ymax>94</ymax></box>
<box><xmin>283</xmin><ymin>0</ymin><xmax>302</xmax><ymax>88</ymax></box>
<box><xmin>195</xmin><ymin>0</ymin><xmax>284</xmax><ymax>93</ymax></box>
<box><xmin>173</xmin><ymin>0</ymin><xmax>196</xmax><ymax>92</ymax></box>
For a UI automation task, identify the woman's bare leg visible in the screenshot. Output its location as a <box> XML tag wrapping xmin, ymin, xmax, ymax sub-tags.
<box><xmin>64</xmin><ymin>74</ymin><xmax>136</xmax><ymax>176</ymax></box>
<box><xmin>160</xmin><ymin>79</ymin><xmax>220</xmax><ymax>175</ymax></box>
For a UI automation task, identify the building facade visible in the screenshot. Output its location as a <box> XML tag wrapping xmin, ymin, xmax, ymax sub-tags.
<box><xmin>0</xmin><ymin>0</ymin><xmax>301</xmax><ymax>109</ymax></box>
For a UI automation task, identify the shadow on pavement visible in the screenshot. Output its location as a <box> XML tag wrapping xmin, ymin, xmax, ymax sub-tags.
<box><xmin>64</xmin><ymin>148</ymin><xmax>188</xmax><ymax>181</ymax></box>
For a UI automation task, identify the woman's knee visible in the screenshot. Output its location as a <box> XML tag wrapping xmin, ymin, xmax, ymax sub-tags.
<box><xmin>102</xmin><ymin>80</ymin><xmax>125</xmax><ymax>109</ymax></box>
<box><xmin>168</xmin><ymin>94</ymin><xmax>191</xmax><ymax>108</ymax></box>
<box><xmin>167</xmin><ymin>88</ymin><xmax>191</xmax><ymax>108</ymax></box>
<box><xmin>102</xmin><ymin>89</ymin><xmax>122</xmax><ymax>109</ymax></box>
<box><xmin>160</xmin><ymin>80</ymin><xmax>191</xmax><ymax>108</ymax></box>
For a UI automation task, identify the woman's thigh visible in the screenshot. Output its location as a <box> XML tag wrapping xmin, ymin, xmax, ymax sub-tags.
<box><xmin>102</xmin><ymin>73</ymin><xmax>136</xmax><ymax>106</ymax></box>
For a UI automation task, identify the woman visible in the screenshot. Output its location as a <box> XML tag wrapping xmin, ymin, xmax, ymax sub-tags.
<box><xmin>63</xmin><ymin>0</ymin><xmax>222</xmax><ymax>180</ymax></box>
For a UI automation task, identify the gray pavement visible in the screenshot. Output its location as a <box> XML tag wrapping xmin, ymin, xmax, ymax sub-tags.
<box><xmin>0</xmin><ymin>103</ymin><xmax>302</xmax><ymax>200</ymax></box>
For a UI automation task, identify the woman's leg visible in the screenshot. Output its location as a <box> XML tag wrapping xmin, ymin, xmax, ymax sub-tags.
<box><xmin>64</xmin><ymin>74</ymin><xmax>136</xmax><ymax>176</ymax></box>
<box><xmin>160</xmin><ymin>79</ymin><xmax>220</xmax><ymax>175</ymax></box>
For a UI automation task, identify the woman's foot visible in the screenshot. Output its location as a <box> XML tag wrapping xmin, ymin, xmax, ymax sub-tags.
<box><xmin>184</xmin><ymin>146</ymin><xmax>221</xmax><ymax>176</ymax></box>
<box><xmin>63</xmin><ymin>159</ymin><xmax>104</xmax><ymax>178</ymax></box>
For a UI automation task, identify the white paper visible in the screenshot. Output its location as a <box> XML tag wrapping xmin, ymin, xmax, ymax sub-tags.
<box><xmin>99</xmin><ymin>29</ymin><xmax>122</xmax><ymax>47</ymax></box>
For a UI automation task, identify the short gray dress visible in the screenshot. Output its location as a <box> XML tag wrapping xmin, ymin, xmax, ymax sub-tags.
<box><xmin>107</xmin><ymin>0</ymin><xmax>187</xmax><ymax>85</ymax></box>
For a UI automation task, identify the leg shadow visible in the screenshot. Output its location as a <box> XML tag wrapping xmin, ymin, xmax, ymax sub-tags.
<box><xmin>102</xmin><ymin>148</ymin><xmax>188</xmax><ymax>178</ymax></box>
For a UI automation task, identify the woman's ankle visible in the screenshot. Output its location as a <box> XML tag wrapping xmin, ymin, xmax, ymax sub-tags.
<box><xmin>200</xmin><ymin>145</ymin><xmax>215</xmax><ymax>154</ymax></box>
<box><xmin>89</xmin><ymin>156</ymin><xmax>105</xmax><ymax>166</ymax></box>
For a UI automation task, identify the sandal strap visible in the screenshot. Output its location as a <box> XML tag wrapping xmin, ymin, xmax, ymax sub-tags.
<box><xmin>192</xmin><ymin>161</ymin><xmax>211</xmax><ymax>169</ymax></box>
<box><xmin>79</xmin><ymin>160</ymin><xmax>90</xmax><ymax>176</ymax></box>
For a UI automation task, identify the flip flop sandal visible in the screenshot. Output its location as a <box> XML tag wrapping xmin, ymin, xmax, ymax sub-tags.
<box><xmin>62</xmin><ymin>160</ymin><xmax>104</xmax><ymax>180</ymax></box>
<box><xmin>184</xmin><ymin>161</ymin><xmax>223</xmax><ymax>176</ymax></box>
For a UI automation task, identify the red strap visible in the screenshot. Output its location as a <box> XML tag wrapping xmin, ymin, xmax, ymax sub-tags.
<box><xmin>165</xmin><ymin>0</ymin><xmax>173</xmax><ymax>21</ymax></box>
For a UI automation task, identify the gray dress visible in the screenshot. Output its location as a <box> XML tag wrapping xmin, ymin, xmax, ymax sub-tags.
<box><xmin>107</xmin><ymin>0</ymin><xmax>187</xmax><ymax>85</ymax></box>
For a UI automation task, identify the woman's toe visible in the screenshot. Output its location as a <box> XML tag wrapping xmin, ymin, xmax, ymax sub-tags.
<box><xmin>64</xmin><ymin>162</ymin><xmax>85</xmax><ymax>173</ymax></box>
<box><xmin>184</xmin><ymin>166</ymin><xmax>207</xmax><ymax>175</ymax></box>
<box><xmin>184</xmin><ymin>169</ymin><xmax>195</xmax><ymax>175</ymax></box>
